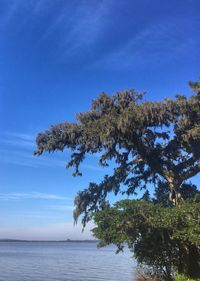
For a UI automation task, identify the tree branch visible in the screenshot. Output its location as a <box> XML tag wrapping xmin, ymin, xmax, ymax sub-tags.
<box><xmin>181</xmin><ymin>163</ymin><xmax>200</xmax><ymax>182</ymax></box>
<box><xmin>176</xmin><ymin>156</ymin><xmax>197</xmax><ymax>172</ymax></box>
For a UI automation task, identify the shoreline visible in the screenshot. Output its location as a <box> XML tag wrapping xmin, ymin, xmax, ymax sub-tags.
<box><xmin>0</xmin><ymin>239</ymin><xmax>99</xmax><ymax>243</ymax></box>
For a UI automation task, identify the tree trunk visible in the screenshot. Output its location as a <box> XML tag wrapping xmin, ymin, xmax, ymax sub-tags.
<box><xmin>178</xmin><ymin>244</ymin><xmax>189</xmax><ymax>276</ymax></box>
<box><xmin>178</xmin><ymin>244</ymin><xmax>200</xmax><ymax>278</ymax></box>
<box><xmin>169</xmin><ymin>182</ymin><xmax>179</xmax><ymax>206</ymax></box>
<box><xmin>188</xmin><ymin>245</ymin><xmax>200</xmax><ymax>279</ymax></box>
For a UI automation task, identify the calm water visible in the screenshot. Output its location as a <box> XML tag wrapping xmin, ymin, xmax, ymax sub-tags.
<box><xmin>0</xmin><ymin>242</ymin><xmax>137</xmax><ymax>281</ymax></box>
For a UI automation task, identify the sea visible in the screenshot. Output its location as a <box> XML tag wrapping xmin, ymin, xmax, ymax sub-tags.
<box><xmin>0</xmin><ymin>241</ymin><xmax>137</xmax><ymax>281</ymax></box>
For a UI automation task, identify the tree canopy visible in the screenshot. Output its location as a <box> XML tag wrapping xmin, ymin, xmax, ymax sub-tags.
<box><xmin>35</xmin><ymin>81</ymin><xmax>200</xmax><ymax>225</ymax></box>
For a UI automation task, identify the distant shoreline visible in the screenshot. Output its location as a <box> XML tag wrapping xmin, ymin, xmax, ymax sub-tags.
<box><xmin>0</xmin><ymin>239</ymin><xmax>99</xmax><ymax>243</ymax></box>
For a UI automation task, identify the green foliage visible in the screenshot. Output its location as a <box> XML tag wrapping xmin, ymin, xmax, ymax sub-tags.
<box><xmin>93</xmin><ymin>199</ymin><xmax>200</xmax><ymax>279</ymax></box>
<box><xmin>175</xmin><ymin>274</ymin><xmax>196</xmax><ymax>281</ymax></box>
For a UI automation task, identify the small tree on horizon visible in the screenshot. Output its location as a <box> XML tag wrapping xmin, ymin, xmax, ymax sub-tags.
<box><xmin>141</xmin><ymin>190</ymin><xmax>151</xmax><ymax>201</ymax></box>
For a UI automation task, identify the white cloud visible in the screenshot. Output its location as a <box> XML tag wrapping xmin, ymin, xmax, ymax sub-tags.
<box><xmin>0</xmin><ymin>131</ymin><xmax>109</xmax><ymax>172</ymax></box>
<box><xmin>64</xmin><ymin>1</ymin><xmax>110</xmax><ymax>51</ymax></box>
<box><xmin>47</xmin><ymin>205</ymin><xmax>74</xmax><ymax>211</ymax></box>
<box><xmin>0</xmin><ymin>147</ymin><xmax>106</xmax><ymax>171</ymax></box>
<box><xmin>90</xmin><ymin>17</ymin><xmax>199</xmax><ymax>70</ymax></box>
<box><xmin>0</xmin><ymin>148</ymin><xmax>67</xmax><ymax>168</ymax></box>
<box><xmin>0</xmin><ymin>131</ymin><xmax>113</xmax><ymax>174</ymax></box>
<box><xmin>0</xmin><ymin>192</ymin><xmax>71</xmax><ymax>201</ymax></box>
<box><xmin>0</xmin><ymin>132</ymin><xmax>35</xmax><ymax>148</ymax></box>
<box><xmin>0</xmin><ymin>130</ymin><xmax>67</xmax><ymax>168</ymax></box>
<box><xmin>5</xmin><ymin>132</ymin><xmax>34</xmax><ymax>141</ymax></box>
<box><xmin>37</xmin><ymin>0</ymin><xmax>113</xmax><ymax>60</ymax></box>
<box><xmin>0</xmin><ymin>0</ymin><xmax>19</xmax><ymax>28</ymax></box>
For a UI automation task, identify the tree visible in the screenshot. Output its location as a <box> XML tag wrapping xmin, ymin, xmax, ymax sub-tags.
<box><xmin>141</xmin><ymin>190</ymin><xmax>151</xmax><ymax>202</ymax></box>
<box><xmin>34</xmin><ymin>81</ymin><xmax>200</xmax><ymax>278</ymax></box>
<box><xmin>35</xmin><ymin>80</ymin><xmax>200</xmax><ymax>222</ymax></box>
<box><xmin>93</xmin><ymin>197</ymin><xmax>200</xmax><ymax>280</ymax></box>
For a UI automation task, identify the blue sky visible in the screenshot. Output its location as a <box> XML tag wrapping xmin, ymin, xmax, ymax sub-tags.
<box><xmin>0</xmin><ymin>0</ymin><xmax>200</xmax><ymax>240</ymax></box>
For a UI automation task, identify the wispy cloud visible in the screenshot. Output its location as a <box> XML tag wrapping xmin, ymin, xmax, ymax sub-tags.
<box><xmin>1</xmin><ymin>0</ymin><xmax>112</xmax><ymax>59</ymax></box>
<box><xmin>7</xmin><ymin>132</ymin><xmax>34</xmax><ymax>141</ymax></box>
<box><xmin>1</xmin><ymin>213</ymin><xmax>68</xmax><ymax>220</ymax></box>
<box><xmin>62</xmin><ymin>1</ymin><xmax>111</xmax><ymax>54</ymax></box>
<box><xmin>0</xmin><ymin>131</ymin><xmax>65</xmax><ymax>168</ymax></box>
<box><xmin>47</xmin><ymin>205</ymin><xmax>74</xmax><ymax>211</ymax></box>
<box><xmin>0</xmin><ymin>192</ymin><xmax>71</xmax><ymax>201</ymax></box>
<box><xmin>35</xmin><ymin>0</ymin><xmax>113</xmax><ymax>60</ymax></box>
<box><xmin>0</xmin><ymin>131</ymin><xmax>112</xmax><ymax>173</ymax></box>
<box><xmin>0</xmin><ymin>148</ymin><xmax>66</xmax><ymax>168</ymax></box>
<box><xmin>0</xmin><ymin>132</ymin><xmax>35</xmax><ymax>148</ymax></box>
<box><xmin>0</xmin><ymin>0</ymin><xmax>19</xmax><ymax>28</ymax></box>
<box><xmin>0</xmin><ymin>147</ymin><xmax>106</xmax><ymax>171</ymax></box>
<box><xmin>89</xmin><ymin>17</ymin><xmax>200</xmax><ymax>70</ymax></box>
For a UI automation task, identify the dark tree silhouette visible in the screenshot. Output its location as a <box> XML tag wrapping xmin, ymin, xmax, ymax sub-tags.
<box><xmin>141</xmin><ymin>190</ymin><xmax>151</xmax><ymax>202</ymax></box>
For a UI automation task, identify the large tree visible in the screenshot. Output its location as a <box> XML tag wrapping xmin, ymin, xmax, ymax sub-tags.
<box><xmin>35</xmin><ymin>81</ymin><xmax>200</xmax><ymax>279</ymax></box>
<box><xmin>35</xmin><ymin>81</ymin><xmax>200</xmax><ymax>224</ymax></box>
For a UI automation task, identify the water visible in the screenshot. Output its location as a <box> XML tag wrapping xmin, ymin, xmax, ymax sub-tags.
<box><xmin>0</xmin><ymin>242</ymin><xmax>137</xmax><ymax>281</ymax></box>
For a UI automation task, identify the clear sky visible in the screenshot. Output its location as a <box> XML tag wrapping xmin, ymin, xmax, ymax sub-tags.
<box><xmin>0</xmin><ymin>0</ymin><xmax>200</xmax><ymax>240</ymax></box>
